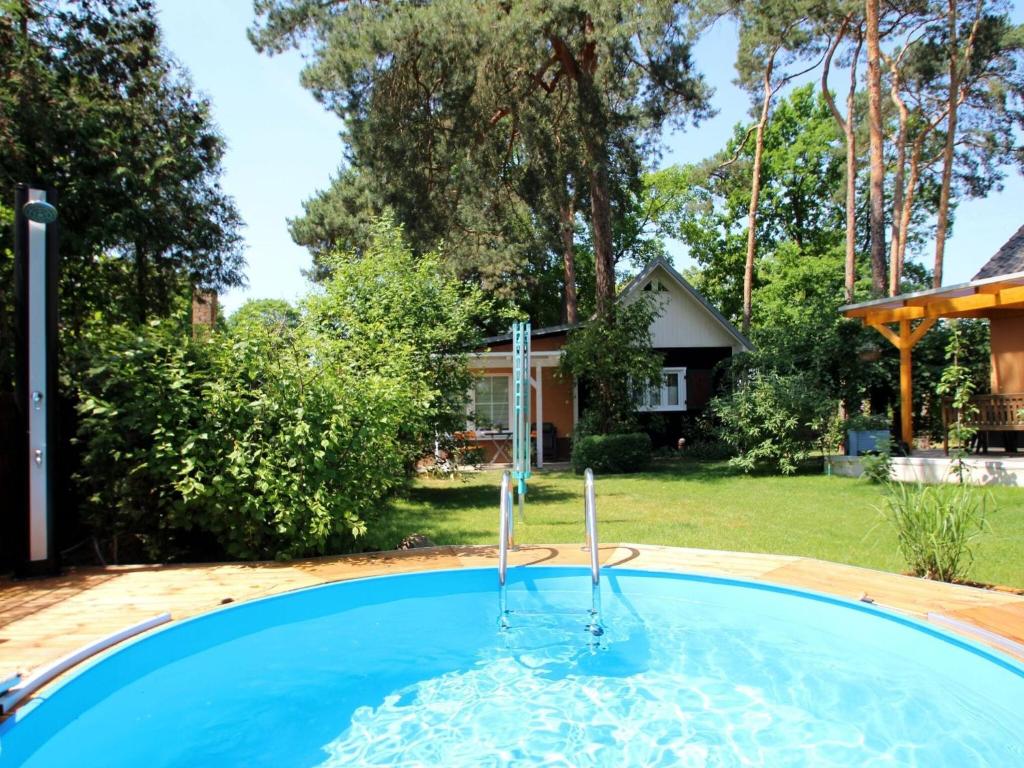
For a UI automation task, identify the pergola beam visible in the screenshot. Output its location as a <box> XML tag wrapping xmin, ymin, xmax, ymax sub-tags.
<box><xmin>851</xmin><ymin>284</ymin><xmax>1024</xmax><ymax>324</ymax></box>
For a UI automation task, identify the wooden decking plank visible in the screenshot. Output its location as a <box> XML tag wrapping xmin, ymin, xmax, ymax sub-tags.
<box><xmin>942</xmin><ymin>603</ymin><xmax>1024</xmax><ymax>647</ymax></box>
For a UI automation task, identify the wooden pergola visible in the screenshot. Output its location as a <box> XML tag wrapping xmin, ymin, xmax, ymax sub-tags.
<box><xmin>839</xmin><ymin>270</ymin><xmax>1024</xmax><ymax>446</ymax></box>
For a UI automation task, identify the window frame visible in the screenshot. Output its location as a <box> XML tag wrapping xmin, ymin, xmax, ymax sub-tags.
<box><xmin>636</xmin><ymin>367</ymin><xmax>687</xmax><ymax>413</ymax></box>
<box><xmin>468</xmin><ymin>374</ymin><xmax>513</xmax><ymax>431</ymax></box>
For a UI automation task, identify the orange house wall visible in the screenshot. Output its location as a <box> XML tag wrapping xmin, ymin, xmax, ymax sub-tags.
<box><xmin>990</xmin><ymin>316</ymin><xmax>1024</xmax><ymax>394</ymax></box>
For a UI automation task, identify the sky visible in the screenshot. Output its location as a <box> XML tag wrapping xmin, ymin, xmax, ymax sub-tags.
<box><xmin>156</xmin><ymin>1</ymin><xmax>1024</xmax><ymax>316</ymax></box>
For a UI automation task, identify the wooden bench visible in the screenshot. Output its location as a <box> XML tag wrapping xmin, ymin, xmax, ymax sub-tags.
<box><xmin>943</xmin><ymin>393</ymin><xmax>1024</xmax><ymax>454</ymax></box>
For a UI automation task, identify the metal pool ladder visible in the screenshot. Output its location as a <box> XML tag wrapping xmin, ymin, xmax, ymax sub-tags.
<box><xmin>498</xmin><ymin>468</ymin><xmax>602</xmax><ymax>634</ymax></box>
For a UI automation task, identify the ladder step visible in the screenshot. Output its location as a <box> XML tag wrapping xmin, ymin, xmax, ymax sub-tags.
<box><xmin>504</xmin><ymin>609</ymin><xmax>597</xmax><ymax>619</ymax></box>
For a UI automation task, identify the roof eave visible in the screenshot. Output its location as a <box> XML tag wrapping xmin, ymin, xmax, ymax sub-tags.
<box><xmin>839</xmin><ymin>270</ymin><xmax>1024</xmax><ymax>315</ymax></box>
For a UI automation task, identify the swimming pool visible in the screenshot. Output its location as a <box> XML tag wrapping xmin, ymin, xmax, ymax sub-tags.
<box><xmin>1</xmin><ymin>567</ymin><xmax>1022</xmax><ymax>766</ymax></box>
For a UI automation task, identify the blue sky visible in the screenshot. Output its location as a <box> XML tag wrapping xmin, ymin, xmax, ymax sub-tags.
<box><xmin>156</xmin><ymin>1</ymin><xmax>1024</xmax><ymax>315</ymax></box>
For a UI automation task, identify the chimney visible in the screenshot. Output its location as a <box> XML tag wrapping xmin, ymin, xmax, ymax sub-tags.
<box><xmin>191</xmin><ymin>290</ymin><xmax>218</xmax><ymax>338</ymax></box>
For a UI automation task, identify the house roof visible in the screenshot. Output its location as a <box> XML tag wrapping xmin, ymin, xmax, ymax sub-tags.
<box><xmin>619</xmin><ymin>256</ymin><xmax>754</xmax><ymax>351</ymax></box>
<box><xmin>975</xmin><ymin>224</ymin><xmax>1024</xmax><ymax>280</ymax></box>
<box><xmin>480</xmin><ymin>323</ymin><xmax>576</xmax><ymax>346</ymax></box>
<box><xmin>478</xmin><ymin>257</ymin><xmax>751</xmax><ymax>351</ymax></box>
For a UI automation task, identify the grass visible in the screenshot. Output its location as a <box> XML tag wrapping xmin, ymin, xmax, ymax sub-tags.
<box><xmin>365</xmin><ymin>459</ymin><xmax>1024</xmax><ymax>590</ymax></box>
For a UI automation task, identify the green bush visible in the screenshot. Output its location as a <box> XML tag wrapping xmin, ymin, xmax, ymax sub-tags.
<box><xmin>860</xmin><ymin>440</ymin><xmax>894</xmax><ymax>484</ymax></box>
<box><xmin>878</xmin><ymin>483</ymin><xmax>990</xmax><ymax>582</ymax></box>
<box><xmin>571</xmin><ymin>432</ymin><xmax>652</xmax><ymax>475</ymax></box>
<box><xmin>74</xmin><ymin>318</ymin><xmax>418</xmax><ymax>561</ymax></box>
<box><xmin>71</xmin><ymin>219</ymin><xmax>486</xmax><ymax>562</ymax></box>
<box><xmin>560</xmin><ymin>299</ymin><xmax>662</xmax><ymax>436</ymax></box>
<box><xmin>709</xmin><ymin>370</ymin><xmax>836</xmax><ymax>474</ymax></box>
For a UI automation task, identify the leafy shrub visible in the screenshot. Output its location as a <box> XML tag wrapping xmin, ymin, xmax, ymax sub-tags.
<box><xmin>308</xmin><ymin>217</ymin><xmax>487</xmax><ymax>466</ymax></box>
<box><xmin>709</xmin><ymin>370</ymin><xmax>836</xmax><ymax>474</ymax></box>
<box><xmin>860</xmin><ymin>440</ymin><xmax>894</xmax><ymax>484</ymax></box>
<box><xmin>74</xmin><ymin>318</ymin><xmax>417</xmax><ymax>560</ymax></box>
<box><xmin>878</xmin><ymin>483</ymin><xmax>990</xmax><ymax>582</ymax></box>
<box><xmin>571</xmin><ymin>432</ymin><xmax>652</xmax><ymax>475</ymax></box>
<box><xmin>72</xmin><ymin>219</ymin><xmax>486</xmax><ymax>562</ymax></box>
<box><xmin>73</xmin><ymin>322</ymin><xmax>210</xmax><ymax>561</ymax></box>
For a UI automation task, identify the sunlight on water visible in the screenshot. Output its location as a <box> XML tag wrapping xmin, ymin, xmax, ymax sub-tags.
<box><xmin>316</xmin><ymin>604</ymin><xmax>1017</xmax><ymax>767</ymax></box>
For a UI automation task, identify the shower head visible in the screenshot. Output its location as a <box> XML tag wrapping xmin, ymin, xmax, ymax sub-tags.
<box><xmin>22</xmin><ymin>200</ymin><xmax>58</xmax><ymax>225</ymax></box>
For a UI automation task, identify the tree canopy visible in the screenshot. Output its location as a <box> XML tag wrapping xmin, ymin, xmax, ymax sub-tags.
<box><xmin>250</xmin><ymin>0</ymin><xmax>712</xmax><ymax>320</ymax></box>
<box><xmin>0</xmin><ymin>0</ymin><xmax>246</xmax><ymax>364</ymax></box>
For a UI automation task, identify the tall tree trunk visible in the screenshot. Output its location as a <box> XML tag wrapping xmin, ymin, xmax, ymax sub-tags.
<box><xmin>865</xmin><ymin>0</ymin><xmax>887</xmax><ymax>296</ymax></box>
<box><xmin>577</xmin><ymin>70</ymin><xmax>616</xmax><ymax>319</ymax></box>
<box><xmin>135</xmin><ymin>243</ymin><xmax>148</xmax><ymax>323</ymax></box>
<box><xmin>559</xmin><ymin>197</ymin><xmax>578</xmax><ymax>324</ymax></box>
<box><xmin>587</xmin><ymin>148</ymin><xmax>615</xmax><ymax>319</ymax></box>
<box><xmin>822</xmin><ymin>20</ymin><xmax>860</xmax><ymax>303</ymax></box>
<box><xmin>888</xmin><ymin>65</ymin><xmax>909</xmax><ymax>296</ymax></box>
<box><xmin>743</xmin><ymin>62</ymin><xmax>774</xmax><ymax>335</ymax></box>
<box><xmin>934</xmin><ymin>0</ymin><xmax>959</xmax><ymax>288</ymax></box>
<box><xmin>551</xmin><ymin>28</ymin><xmax>616</xmax><ymax>319</ymax></box>
<box><xmin>897</xmin><ymin>142</ymin><xmax>924</xmax><ymax>269</ymax></box>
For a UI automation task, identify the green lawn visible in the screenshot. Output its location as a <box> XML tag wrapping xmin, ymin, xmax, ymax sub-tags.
<box><xmin>367</xmin><ymin>460</ymin><xmax>1024</xmax><ymax>589</ymax></box>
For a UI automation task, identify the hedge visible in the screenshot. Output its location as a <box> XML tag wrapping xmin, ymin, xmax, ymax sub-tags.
<box><xmin>570</xmin><ymin>432</ymin><xmax>652</xmax><ymax>475</ymax></box>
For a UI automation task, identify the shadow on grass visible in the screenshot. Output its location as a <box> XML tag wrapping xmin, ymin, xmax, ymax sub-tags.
<box><xmin>605</xmin><ymin>457</ymin><xmax>833</xmax><ymax>484</ymax></box>
<box><xmin>365</xmin><ymin>481</ymin><xmax>576</xmax><ymax>550</ymax></box>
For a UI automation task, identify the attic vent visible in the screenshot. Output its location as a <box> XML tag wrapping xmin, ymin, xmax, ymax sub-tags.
<box><xmin>643</xmin><ymin>280</ymin><xmax>668</xmax><ymax>292</ymax></box>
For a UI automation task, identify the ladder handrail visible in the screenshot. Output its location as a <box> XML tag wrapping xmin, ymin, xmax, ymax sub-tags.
<box><xmin>499</xmin><ymin>468</ymin><xmax>597</xmax><ymax>586</ymax></box>
<box><xmin>584</xmin><ymin>468</ymin><xmax>599</xmax><ymax>585</ymax></box>
<box><xmin>498</xmin><ymin>470</ymin><xmax>512</xmax><ymax>586</ymax></box>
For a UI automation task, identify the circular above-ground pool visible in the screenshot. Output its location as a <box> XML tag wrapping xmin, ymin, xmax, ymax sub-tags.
<box><xmin>2</xmin><ymin>567</ymin><xmax>1022</xmax><ymax>766</ymax></box>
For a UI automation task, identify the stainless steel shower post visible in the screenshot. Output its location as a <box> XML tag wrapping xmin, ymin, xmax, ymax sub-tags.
<box><xmin>13</xmin><ymin>184</ymin><xmax>60</xmax><ymax>575</ymax></box>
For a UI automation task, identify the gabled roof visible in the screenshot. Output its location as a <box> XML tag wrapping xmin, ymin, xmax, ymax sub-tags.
<box><xmin>975</xmin><ymin>224</ymin><xmax>1024</xmax><ymax>280</ymax></box>
<box><xmin>478</xmin><ymin>257</ymin><xmax>752</xmax><ymax>350</ymax></box>
<box><xmin>619</xmin><ymin>256</ymin><xmax>754</xmax><ymax>351</ymax></box>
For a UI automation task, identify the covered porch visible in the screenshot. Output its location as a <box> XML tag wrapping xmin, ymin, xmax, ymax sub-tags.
<box><xmin>839</xmin><ymin>269</ymin><xmax>1024</xmax><ymax>469</ymax></box>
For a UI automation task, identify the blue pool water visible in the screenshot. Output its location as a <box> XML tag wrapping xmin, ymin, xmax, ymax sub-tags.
<box><xmin>1</xmin><ymin>567</ymin><xmax>1022</xmax><ymax>766</ymax></box>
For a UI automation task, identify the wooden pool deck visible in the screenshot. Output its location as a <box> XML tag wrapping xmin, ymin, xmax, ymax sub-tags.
<box><xmin>2</xmin><ymin>544</ymin><xmax>1023</xmax><ymax>685</ymax></box>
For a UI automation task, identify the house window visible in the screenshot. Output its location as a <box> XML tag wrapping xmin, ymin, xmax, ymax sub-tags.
<box><xmin>473</xmin><ymin>375</ymin><xmax>511</xmax><ymax>430</ymax></box>
<box><xmin>637</xmin><ymin>367</ymin><xmax>686</xmax><ymax>412</ymax></box>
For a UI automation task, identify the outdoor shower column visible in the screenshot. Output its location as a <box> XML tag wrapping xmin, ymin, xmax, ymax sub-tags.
<box><xmin>13</xmin><ymin>184</ymin><xmax>60</xmax><ymax>575</ymax></box>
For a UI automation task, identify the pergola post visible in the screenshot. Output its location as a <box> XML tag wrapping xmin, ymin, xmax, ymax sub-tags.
<box><xmin>868</xmin><ymin>318</ymin><xmax>936</xmax><ymax>447</ymax></box>
<box><xmin>899</xmin><ymin>321</ymin><xmax>913</xmax><ymax>447</ymax></box>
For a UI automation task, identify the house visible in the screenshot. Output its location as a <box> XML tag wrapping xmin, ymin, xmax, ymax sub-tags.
<box><xmin>463</xmin><ymin>257</ymin><xmax>753</xmax><ymax>465</ymax></box>
<box><xmin>974</xmin><ymin>226</ymin><xmax>1024</xmax><ymax>404</ymax></box>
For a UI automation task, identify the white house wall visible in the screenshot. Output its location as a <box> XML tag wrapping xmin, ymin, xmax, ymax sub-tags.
<box><xmin>622</xmin><ymin>266</ymin><xmax>741</xmax><ymax>351</ymax></box>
